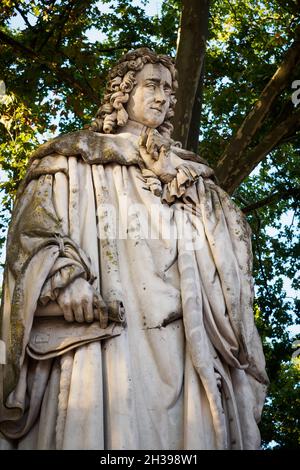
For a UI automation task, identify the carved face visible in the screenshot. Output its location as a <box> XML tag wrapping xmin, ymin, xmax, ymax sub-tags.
<box><xmin>126</xmin><ymin>63</ymin><xmax>172</xmax><ymax>128</ymax></box>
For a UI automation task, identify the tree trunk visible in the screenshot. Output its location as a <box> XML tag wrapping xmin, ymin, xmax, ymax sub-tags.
<box><xmin>216</xmin><ymin>27</ymin><xmax>300</xmax><ymax>193</ymax></box>
<box><xmin>172</xmin><ymin>0</ymin><xmax>210</xmax><ymax>150</ymax></box>
<box><xmin>221</xmin><ymin>108</ymin><xmax>300</xmax><ymax>194</ymax></box>
<box><xmin>187</xmin><ymin>61</ymin><xmax>206</xmax><ymax>153</ymax></box>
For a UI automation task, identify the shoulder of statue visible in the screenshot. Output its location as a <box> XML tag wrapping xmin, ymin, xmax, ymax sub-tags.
<box><xmin>28</xmin><ymin>129</ymin><xmax>140</xmax><ymax>168</ymax></box>
<box><xmin>170</xmin><ymin>145</ymin><xmax>211</xmax><ymax>168</ymax></box>
<box><xmin>170</xmin><ymin>145</ymin><xmax>216</xmax><ymax>179</ymax></box>
<box><xmin>17</xmin><ymin>130</ymin><xmax>142</xmax><ymax>194</ymax></box>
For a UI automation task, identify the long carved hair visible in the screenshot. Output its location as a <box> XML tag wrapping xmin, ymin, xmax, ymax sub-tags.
<box><xmin>90</xmin><ymin>48</ymin><xmax>178</xmax><ymax>138</ymax></box>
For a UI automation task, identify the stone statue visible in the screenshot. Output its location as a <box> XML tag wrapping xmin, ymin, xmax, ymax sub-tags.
<box><xmin>0</xmin><ymin>48</ymin><xmax>268</xmax><ymax>450</ymax></box>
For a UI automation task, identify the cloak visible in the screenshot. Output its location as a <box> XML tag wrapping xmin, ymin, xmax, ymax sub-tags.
<box><xmin>0</xmin><ymin>130</ymin><xmax>268</xmax><ymax>449</ymax></box>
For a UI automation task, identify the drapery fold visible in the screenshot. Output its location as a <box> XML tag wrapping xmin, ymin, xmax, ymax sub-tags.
<box><xmin>0</xmin><ymin>131</ymin><xmax>268</xmax><ymax>449</ymax></box>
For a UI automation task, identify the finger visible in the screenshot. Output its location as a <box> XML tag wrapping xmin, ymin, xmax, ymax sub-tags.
<box><xmin>63</xmin><ymin>305</ymin><xmax>75</xmax><ymax>323</ymax></box>
<box><xmin>145</xmin><ymin>130</ymin><xmax>155</xmax><ymax>153</ymax></box>
<box><xmin>159</xmin><ymin>145</ymin><xmax>168</xmax><ymax>159</ymax></box>
<box><xmin>83</xmin><ymin>299</ymin><xmax>94</xmax><ymax>323</ymax></box>
<box><xmin>147</xmin><ymin>133</ymin><xmax>160</xmax><ymax>161</ymax></box>
<box><xmin>149</xmin><ymin>141</ymin><xmax>159</xmax><ymax>160</ymax></box>
<box><xmin>151</xmin><ymin>149</ymin><xmax>159</xmax><ymax>161</ymax></box>
<box><xmin>139</xmin><ymin>146</ymin><xmax>149</xmax><ymax>157</ymax></box>
<box><xmin>73</xmin><ymin>303</ymin><xmax>84</xmax><ymax>323</ymax></box>
<box><xmin>139</xmin><ymin>129</ymin><xmax>148</xmax><ymax>148</ymax></box>
<box><xmin>57</xmin><ymin>291</ymin><xmax>74</xmax><ymax>322</ymax></box>
<box><xmin>93</xmin><ymin>295</ymin><xmax>108</xmax><ymax>328</ymax></box>
<box><xmin>138</xmin><ymin>147</ymin><xmax>152</xmax><ymax>168</ymax></box>
<box><xmin>93</xmin><ymin>306</ymin><xmax>99</xmax><ymax>321</ymax></box>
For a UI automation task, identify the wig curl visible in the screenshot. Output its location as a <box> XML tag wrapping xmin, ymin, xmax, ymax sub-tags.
<box><xmin>90</xmin><ymin>48</ymin><xmax>178</xmax><ymax>139</ymax></box>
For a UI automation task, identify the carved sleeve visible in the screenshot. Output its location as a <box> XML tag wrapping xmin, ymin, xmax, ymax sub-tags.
<box><xmin>6</xmin><ymin>157</ymin><xmax>94</xmax><ymax>303</ymax></box>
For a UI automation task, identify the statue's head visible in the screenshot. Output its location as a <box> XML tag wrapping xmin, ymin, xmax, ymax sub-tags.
<box><xmin>90</xmin><ymin>48</ymin><xmax>178</xmax><ymax>138</ymax></box>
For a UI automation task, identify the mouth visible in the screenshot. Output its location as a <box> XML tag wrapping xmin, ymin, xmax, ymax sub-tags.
<box><xmin>150</xmin><ymin>107</ymin><xmax>163</xmax><ymax>112</ymax></box>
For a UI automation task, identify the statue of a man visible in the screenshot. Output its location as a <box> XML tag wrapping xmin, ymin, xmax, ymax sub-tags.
<box><xmin>0</xmin><ymin>48</ymin><xmax>268</xmax><ymax>450</ymax></box>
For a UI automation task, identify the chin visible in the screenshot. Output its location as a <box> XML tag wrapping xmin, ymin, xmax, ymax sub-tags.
<box><xmin>145</xmin><ymin>120</ymin><xmax>164</xmax><ymax>128</ymax></box>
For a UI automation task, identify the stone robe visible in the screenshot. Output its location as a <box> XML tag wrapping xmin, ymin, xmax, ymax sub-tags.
<box><xmin>0</xmin><ymin>131</ymin><xmax>268</xmax><ymax>450</ymax></box>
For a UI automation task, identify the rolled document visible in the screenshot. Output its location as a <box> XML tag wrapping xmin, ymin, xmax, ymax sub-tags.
<box><xmin>29</xmin><ymin>300</ymin><xmax>126</xmax><ymax>360</ymax></box>
<box><xmin>35</xmin><ymin>300</ymin><xmax>126</xmax><ymax>325</ymax></box>
<box><xmin>27</xmin><ymin>319</ymin><xmax>123</xmax><ymax>360</ymax></box>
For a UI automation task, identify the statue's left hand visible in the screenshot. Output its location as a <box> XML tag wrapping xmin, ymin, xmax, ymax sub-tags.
<box><xmin>138</xmin><ymin>129</ymin><xmax>177</xmax><ymax>183</ymax></box>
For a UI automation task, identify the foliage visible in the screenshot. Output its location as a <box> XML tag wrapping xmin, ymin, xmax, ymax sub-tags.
<box><xmin>199</xmin><ymin>1</ymin><xmax>300</xmax><ymax>446</ymax></box>
<box><xmin>0</xmin><ymin>0</ymin><xmax>299</xmax><ymax>448</ymax></box>
<box><xmin>200</xmin><ymin>0</ymin><xmax>300</xmax><ymax>166</ymax></box>
<box><xmin>236</xmin><ymin>146</ymin><xmax>300</xmax><ymax>447</ymax></box>
<box><xmin>0</xmin><ymin>92</ymin><xmax>40</xmax><ymax>249</ymax></box>
<box><xmin>260</xmin><ymin>358</ymin><xmax>300</xmax><ymax>449</ymax></box>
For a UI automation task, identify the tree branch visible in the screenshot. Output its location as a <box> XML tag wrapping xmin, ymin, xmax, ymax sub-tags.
<box><xmin>15</xmin><ymin>6</ymin><xmax>34</xmax><ymax>29</ymax></box>
<box><xmin>242</xmin><ymin>187</ymin><xmax>300</xmax><ymax>213</ymax></box>
<box><xmin>225</xmin><ymin>0</ymin><xmax>238</xmax><ymax>22</ymax></box>
<box><xmin>97</xmin><ymin>45</ymin><xmax>132</xmax><ymax>53</ymax></box>
<box><xmin>253</xmin><ymin>224</ymin><xmax>272</xmax><ymax>300</ymax></box>
<box><xmin>216</xmin><ymin>27</ymin><xmax>300</xmax><ymax>191</ymax></box>
<box><xmin>60</xmin><ymin>49</ymin><xmax>98</xmax><ymax>99</ymax></box>
<box><xmin>172</xmin><ymin>0</ymin><xmax>210</xmax><ymax>149</ymax></box>
<box><xmin>219</xmin><ymin>107</ymin><xmax>300</xmax><ymax>193</ymax></box>
<box><xmin>186</xmin><ymin>58</ymin><xmax>206</xmax><ymax>152</ymax></box>
<box><xmin>0</xmin><ymin>29</ymin><xmax>99</xmax><ymax>103</ymax></box>
<box><xmin>38</xmin><ymin>0</ymin><xmax>77</xmax><ymax>52</ymax></box>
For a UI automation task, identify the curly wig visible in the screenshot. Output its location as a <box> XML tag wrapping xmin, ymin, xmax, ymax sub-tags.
<box><xmin>90</xmin><ymin>48</ymin><xmax>178</xmax><ymax>138</ymax></box>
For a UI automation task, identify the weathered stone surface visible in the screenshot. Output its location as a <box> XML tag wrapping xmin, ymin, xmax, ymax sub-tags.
<box><xmin>0</xmin><ymin>48</ymin><xmax>268</xmax><ymax>450</ymax></box>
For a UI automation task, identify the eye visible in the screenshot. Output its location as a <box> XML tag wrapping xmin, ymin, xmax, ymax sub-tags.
<box><xmin>146</xmin><ymin>83</ymin><xmax>155</xmax><ymax>89</ymax></box>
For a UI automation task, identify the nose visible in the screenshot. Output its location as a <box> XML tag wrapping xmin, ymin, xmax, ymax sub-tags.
<box><xmin>155</xmin><ymin>86</ymin><xmax>166</xmax><ymax>105</ymax></box>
